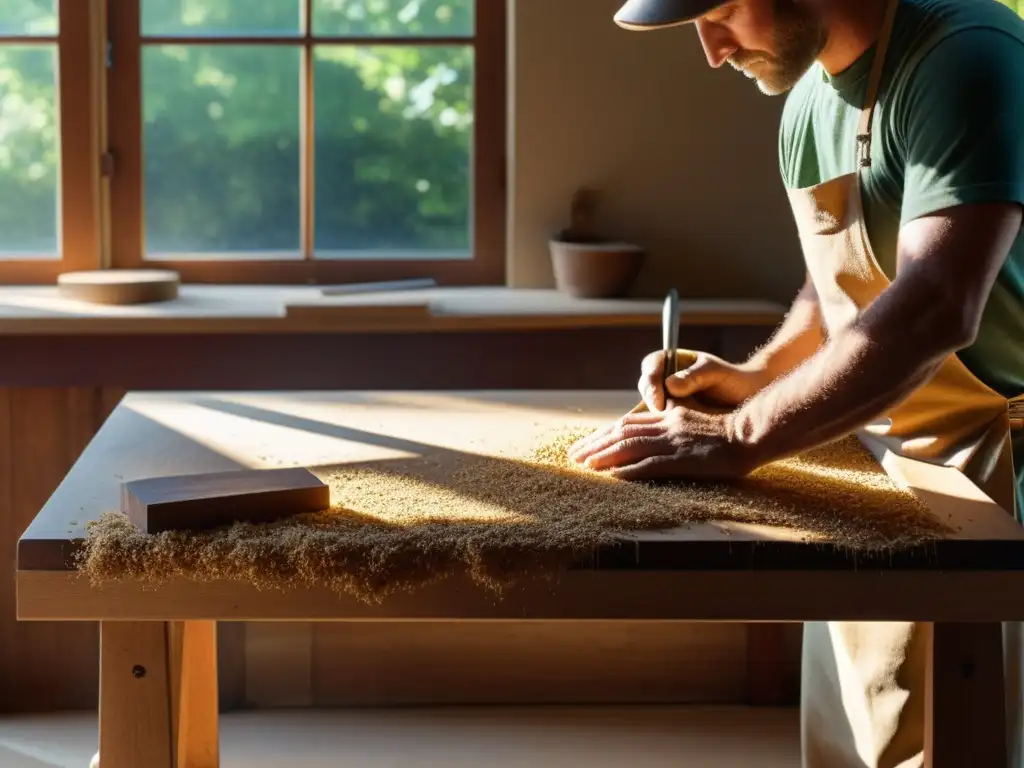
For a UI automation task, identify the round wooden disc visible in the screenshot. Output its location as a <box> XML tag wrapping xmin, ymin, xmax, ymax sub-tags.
<box><xmin>57</xmin><ymin>270</ymin><xmax>180</xmax><ymax>305</ymax></box>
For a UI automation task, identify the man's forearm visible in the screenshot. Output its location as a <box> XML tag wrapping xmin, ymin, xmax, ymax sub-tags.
<box><xmin>731</xmin><ymin>202</ymin><xmax>1022</xmax><ymax>465</ymax></box>
<box><xmin>732</xmin><ymin>278</ymin><xmax>966</xmax><ymax>465</ymax></box>
<box><xmin>742</xmin><ymin>275</ymin><xmax>825</xmax><ymax>383</ymax></box>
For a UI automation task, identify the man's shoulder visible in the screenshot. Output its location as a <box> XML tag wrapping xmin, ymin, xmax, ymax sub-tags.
<box><xmin>779</xmin><ymin>65</ymin><xmax>820</xmax><ymax>138</ymax></box>
<box><xmin>896</xmin><ymin>0</ymin><xmax>1024</xmax><ymax>35</ymax></box>
<box><xmin>884</xmin><ymin>0</ymin><xmax>1024</xmax><ymax>136</ymax></box>
<box><xmin>890</xmin><ymin>0</ymin><xmax>1024</xmax><ymax>77</ymax></box>
<box><xmin>888</xmin><ymin>0</ymin><xmax>1024</xmax><ymax>229</ymax></box>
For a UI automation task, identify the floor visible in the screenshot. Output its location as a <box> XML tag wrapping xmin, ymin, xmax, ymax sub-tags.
<box><xmin>0</xmin><ymin>706</ymin><xmax>800</xmax><ymax>767</ymax></box>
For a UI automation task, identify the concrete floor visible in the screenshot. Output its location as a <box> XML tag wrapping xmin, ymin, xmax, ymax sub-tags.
<box><xmin>0</xmin><ymin>706</ymin><xmax>800</xmax><ymax>767</ymax></box>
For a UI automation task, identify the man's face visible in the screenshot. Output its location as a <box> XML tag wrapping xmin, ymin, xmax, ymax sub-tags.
<box><xmin>695</xmin><ymin>0</ymin><xmax>825</xmax><ymax>95</ymax></box>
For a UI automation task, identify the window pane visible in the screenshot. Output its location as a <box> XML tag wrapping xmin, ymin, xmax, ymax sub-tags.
<box><xmin>314</xmin><ymin>46</ymin><xmax>472</xmax><ymax>257</ymax></box>
<box><xmin>143</xmin><ymin>45</ymin><xmax>301</xmax><ymax>258</ymax></box>
<box><xmin>314</xmin><ymin>0</ymin><xmax>473</xmax><ymax>37</ymax></box>
<box><xmin>0</xmin><ymin>45</ymin><xmax>58</xmax><ymax>258</ymax></box>
<box><xmin>142</xmin><ymin>0</ymin><xmax>301</xmax><ymax>37</ymax></box>
<box><xmin>0</xmin><ymin>0</ymin><xmax>57</xmax><ymax>36</ymax></box>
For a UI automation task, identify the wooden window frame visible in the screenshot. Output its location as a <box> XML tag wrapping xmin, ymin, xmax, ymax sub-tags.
<box><xmin>106</xmin><ymin>0</ymin><xmax>507</xmax><ymax>286</ymax></box>
<box><xmin>0</xmin><ymin>0</ymin><xmax>103</xmax><ymax>285</ymax></box>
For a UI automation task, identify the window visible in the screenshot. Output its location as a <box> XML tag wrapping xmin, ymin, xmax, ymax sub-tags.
<box><xmin>3</xmin><ymin>0</ymin><xmax>505</xmax><ymax>286</ymax></box>
<box><xmin>0</xmin><ymin>0</ymin><xmax>100</xmax><ymax>283</ymax></box>
<box><xmin>107</xmin><ymin>0</ymin><xmax>506</xmax><ymax>285</ymax></box>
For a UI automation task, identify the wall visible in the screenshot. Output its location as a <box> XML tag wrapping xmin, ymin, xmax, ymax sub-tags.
<box><xmin>508</xmin><ymin>0</ymin><xmax>805</xmax><ymax>303</ymax></box>
<box><xmin>0</xmin><ymin>389</ymin><xmax>117</xmax><ymax>711</ymax></box>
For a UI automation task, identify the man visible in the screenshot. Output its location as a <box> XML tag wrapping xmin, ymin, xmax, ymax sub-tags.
<box><xmin>569</xmin><ymin>0</ymin><xmax>1024</xmax><ymax>765</ymax></box>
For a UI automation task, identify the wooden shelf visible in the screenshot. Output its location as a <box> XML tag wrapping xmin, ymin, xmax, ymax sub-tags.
<box><xmin>0</xmin><ymin>286</ymin><xmax>786</xmax><ymax>335</ymax></box>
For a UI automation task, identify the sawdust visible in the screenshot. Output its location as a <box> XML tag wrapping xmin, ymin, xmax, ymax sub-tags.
<box><xmin>76</xmin><ymin>427</ymin><xmax>946</xmax><ymax>604</ymax></box>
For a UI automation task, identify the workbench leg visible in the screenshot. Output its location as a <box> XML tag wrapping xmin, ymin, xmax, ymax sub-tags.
<box><xmin>97</xmin><ymin>621</ymin><xmax>174</xmax><ymax>768</ymax></box>
<box><xmin>94</xmin><ymin>621</ymin><xmax>220</xmax><ymax>768</ymax></box>
<box><xmin>169</xmin><ymin>621</ymin><xmax>220</xmax><ymax>768</ymax></box>
<box><xmin>926</xmin><ymin>622</ymin><xmax>1007</xmax><ymax>767</ymax></box>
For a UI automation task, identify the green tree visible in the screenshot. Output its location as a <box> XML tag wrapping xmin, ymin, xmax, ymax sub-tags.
<box><xmin>0</xmin><ymin>0</ymin><xmax>474</xmax><ymax>258</ymax></box>
<box><xmin>0</xmin><ymin>0</ymin><xmax>57</xmax><ymax>255</ymax></box>
<box><xmin>140</xmin><ymin>0</ymin><xmax>475</xmax><ymax>255</ymax></box>
<box><xmin>11</xmin><ymin>0</ymin><xmax>1017</xmax><ymax>260</ymax></box>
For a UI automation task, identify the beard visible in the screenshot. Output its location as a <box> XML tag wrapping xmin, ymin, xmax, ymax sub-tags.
<box><xmin>728</xmin><ymin>0</ymin><xmax>825</xmax><ymax>95</ymax></box>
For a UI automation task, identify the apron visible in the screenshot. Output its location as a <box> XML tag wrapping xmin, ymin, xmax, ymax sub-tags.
<box><xmin>792</xmin><ymin>1</ymin><xmax>1024</xmax><ymax>765</ymax></box>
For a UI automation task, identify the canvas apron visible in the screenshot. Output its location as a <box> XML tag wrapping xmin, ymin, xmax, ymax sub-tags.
<box><xmin>789</xmin><ymin>0</ymin><xmax>1024</xmax><ymax>766</ymax></box>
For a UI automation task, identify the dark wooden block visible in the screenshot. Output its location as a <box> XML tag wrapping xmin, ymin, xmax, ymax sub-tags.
<box><xmin>120</xmin><ymin>467</ymin><xmax>330</xmax><ymax>534</ymax></box>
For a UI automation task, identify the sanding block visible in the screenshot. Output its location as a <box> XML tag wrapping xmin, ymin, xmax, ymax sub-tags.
<box><xmin>121</xmin><ymin>467</ymin><xmax>330</xmax><ymax>534</ymax></box>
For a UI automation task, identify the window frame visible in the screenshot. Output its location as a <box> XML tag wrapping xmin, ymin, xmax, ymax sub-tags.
<box><xmin>106</xmin><ymin>0</ymin><xmax>507</xmax><ymax>286</ymax></box>
<box><xmin>0</xmin><ymin>0</ymin><xmax>103</xmax><ymax>285</ymax></box>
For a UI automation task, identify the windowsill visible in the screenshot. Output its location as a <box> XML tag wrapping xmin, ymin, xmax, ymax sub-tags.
<box><xmin>0</xmin><ymin>285</ymin><xmax>787</xmax><ymax>335</ymax></box>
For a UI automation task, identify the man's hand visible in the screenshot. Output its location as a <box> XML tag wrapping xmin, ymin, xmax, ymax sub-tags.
<box><xmin>567</xmin><ymin>403</ymin><xmax>753</xmax><ymax>481</ymax></box>
<box><xmin>639</xmin><ymin>350</ymin><xmax>770</xmax><ymax>412</ymax></box>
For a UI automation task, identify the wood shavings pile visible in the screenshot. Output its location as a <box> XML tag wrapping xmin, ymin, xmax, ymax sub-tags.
<box><xmin>76</xmin><ymin>428</ymin><xmax>946</xmax><ymax>603</ymax></box>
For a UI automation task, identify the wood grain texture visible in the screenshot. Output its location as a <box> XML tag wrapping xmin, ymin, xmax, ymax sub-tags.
<box><xmin>98</xmin><ymin>622</ymin><xmax>173</xmax><ymax>768</ymax></box>
<box><xmin>169</xmin><ymin>622</ymin><xmax>219</xmax><ymax>768</ymax></box>
<box><xmin>2</xmin><ymin>374</ymin><xmax>800</xmax><ymax>714</ymax></box>
<box><xmin>18</xmin><ymin>391</ymin><xmax>1024</xmax><ymax>572</ymax></box>
<box><xmin>7</xmin><ymin>389</ymin><xmax>99</xmax><ymax>710</ymax></box>
<box><xmin>23</xmin><ymin>568</ymin><xmax>1024</xmax><ymax>622</ymax></box>
<box><xmin>0</xmin><ymin>328</ymin><xmax>739</xmax><ymax>390</ymax></box>
<box><xmin>0</xmin><ymin>387</ymin><xmax>123</xmax><ymax>712</ymax></box>
<box><xmin>0</xmin><ymin>385</ymin><xmax>796</xmax><ymax>713</ymax></box>
<box><xmin>122</xmin><ymin>467</ymin><xmax>329</xmax><ymax>533</ymax></box>
<box><xmin>9</xmin><ymin>387</ymin><xmax>1024</xmax><ymax>720</ymax></box>
<box><xmin>1</xmin><ymin>385</ymin><xmax>247</xmax><ymax>714</ymax></box>
<box><xmin>66</xmin><ymin>388</ymin><xmax>104</xmax><ymax>461</ymax></box>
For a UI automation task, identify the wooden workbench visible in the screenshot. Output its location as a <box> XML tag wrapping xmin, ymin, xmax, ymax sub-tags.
<box><xmin>16</xmin><ymin>390</ymin><xmax>1024</xmax><ymax>767</ymax></box>
<box><xmin>0</xmin><ymin>292</ymin><xmax>785</xmax><ymax>714</ymax></box>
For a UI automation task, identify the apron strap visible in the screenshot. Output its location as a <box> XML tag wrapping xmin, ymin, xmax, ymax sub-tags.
<box><xmin>856</xmin><ymin>0</ymin><xmax>901</xmax><ymax>169</ymax></box>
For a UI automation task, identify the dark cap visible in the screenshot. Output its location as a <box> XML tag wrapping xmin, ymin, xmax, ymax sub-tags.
<box><xmin>614</xmin><ymin>0</ymin><xmax>729</xmax><ymax>29</ymax></box>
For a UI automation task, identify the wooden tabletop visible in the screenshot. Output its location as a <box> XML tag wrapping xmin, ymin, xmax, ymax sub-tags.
<box><xmin>16</xmin><ymin>391</ymin><xmax>1024</xmax><ymax>623</ymax></box>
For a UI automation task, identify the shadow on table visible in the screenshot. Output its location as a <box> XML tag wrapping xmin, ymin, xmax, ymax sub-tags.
<box><xmin>183</xmin><ymin>395</ymin><xmax>949</xmax><ymax>549</ymax></box>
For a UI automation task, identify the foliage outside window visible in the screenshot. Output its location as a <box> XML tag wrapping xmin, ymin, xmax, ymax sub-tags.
<box><xmin>0</xmin><ymin>0</ymin><xmax>506</xmax><ymax>285</ymax></box>
<box><xmin>0</xmin><ymin>0</ymin><xmax>98</xmax><ymax>282</ymax></box>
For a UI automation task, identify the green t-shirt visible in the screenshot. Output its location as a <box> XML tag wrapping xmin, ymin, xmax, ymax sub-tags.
<box><xmin>779</xmin><ymin>0</ymin><xmax>1024</xmax><ymax>515</ymax></box>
